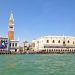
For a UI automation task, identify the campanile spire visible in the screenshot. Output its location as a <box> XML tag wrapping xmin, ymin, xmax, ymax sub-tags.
<box><xmin>8</xmin><ymin>11</ymin><xmax>14</xmax><ymax>40</ymax></box>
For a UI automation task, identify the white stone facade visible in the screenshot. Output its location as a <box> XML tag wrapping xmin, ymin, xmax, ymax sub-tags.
<box><xmin>32</xmin><ymin>36</ymin><xmax>75</xmax><ymax>53</ymax></box>
<box><xmin>10</xmin><ymin>40</ymin><xmax>19</xmax><ymax>52</ymax></box>
<box><xmin>0</xmin><ymin>37</ymin><xmax>19</xmax><ymax>52</ymax></box>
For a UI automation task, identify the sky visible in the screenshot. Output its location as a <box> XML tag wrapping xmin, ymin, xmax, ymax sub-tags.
<box><xmin>0</xmin><ymin>0</ymin><xmax>75</xmax><ymax>42</ymax></box>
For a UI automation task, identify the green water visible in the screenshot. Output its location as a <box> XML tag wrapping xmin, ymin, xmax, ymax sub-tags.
<box><xmin>0</xmin><ymin>54</ymin><xmax>75</xmax><ymax>75</ymax></box>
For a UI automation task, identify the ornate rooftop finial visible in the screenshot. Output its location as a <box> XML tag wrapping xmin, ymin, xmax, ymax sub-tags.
<box><xmin>9</xmin><ymin>11</ymin><xmax>14</xmax><ymax>21</ymax></box>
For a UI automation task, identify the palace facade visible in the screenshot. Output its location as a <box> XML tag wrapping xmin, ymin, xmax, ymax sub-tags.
<box><xmin>32</xmin><ymin>36</ymin><xmax>75</xmax><ymax>53</ymax></box>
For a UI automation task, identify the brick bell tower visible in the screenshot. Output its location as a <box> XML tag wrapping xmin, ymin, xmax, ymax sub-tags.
<box><xmin>8</xmin><ymin>12</ymin><xmax>14</xmax><ymax>40</ymax></box>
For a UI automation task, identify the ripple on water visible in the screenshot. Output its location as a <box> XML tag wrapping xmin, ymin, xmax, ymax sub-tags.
<box><xmin>0</xmin><ymin>54</ymin><xmax>75</xmax><ymax>75</ymax></box>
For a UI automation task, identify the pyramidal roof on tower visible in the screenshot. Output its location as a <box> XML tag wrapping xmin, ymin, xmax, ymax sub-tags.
<box><xmin>9</xmin><ymin>11</ymin><xmax>14</xmax><ymax>21</ymax></box>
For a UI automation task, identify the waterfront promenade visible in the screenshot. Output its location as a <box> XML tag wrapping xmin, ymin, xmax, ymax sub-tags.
<box><xmin>0</xmin><ymin>50</ymin><xmax>75</xmax><ymax>54</ymax></box>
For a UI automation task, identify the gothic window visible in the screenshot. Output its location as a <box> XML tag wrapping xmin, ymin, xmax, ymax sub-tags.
<box><xmin>13</xmin><ymin>43</ymin><xmax>14</xmax><ymax>47</ymax></box>
<box><xmin>58</xmin><ymin>40</ymin><xmax>60</xmax><ymax>43</ymax></box>
<box><xmin>47</xmin><ymin>40</ymin><xmax>49</xmax><ymax>43</ymax></box>
<box><xmin>63</xmin><ymin>41</ymin><xmax>66</xmax><ymax>46</ymax></box>
<box><xmin>52</xmin><ymin>40</ymin><xmax>55</xmax><ymax>43</ymax></box>
<box><xmin>63</xmin><ymin>41</ymin><xmax>65</xmax><ymax>44</ymax></box>
<box><xmin>15</xmin><ymin>43</ymin><xmax>17</xmax><ymax>47</ymax></box>
<box><xmin>67</xmin><ymin>40</ymin><xmax>70</xmax><ymax>43</ymax></box>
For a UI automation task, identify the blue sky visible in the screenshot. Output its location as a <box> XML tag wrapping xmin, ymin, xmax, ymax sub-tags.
<box><xmin>0</xmin><ymin>0</ymin><xmax>75</xmax><ymax>41</ymax></box>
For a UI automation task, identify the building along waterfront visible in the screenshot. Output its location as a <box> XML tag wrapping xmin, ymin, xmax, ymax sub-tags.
<box><xmin>1</xmin><ymin>12</ymin><xmax>75</xmax><ymax>54</ymax></box>
<box><xmin>32</xmin><ymin>36</ymin><xmax>75</xmax><ymax>53</ymax></box>
<box><xmin>0</xmin><ymin>12</ymin><xmax>19</xmax><ymax>53</ymax></box>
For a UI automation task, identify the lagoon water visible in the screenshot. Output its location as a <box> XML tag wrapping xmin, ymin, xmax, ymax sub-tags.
<box><xmin>0</xmin><ymin>54</ymin><xmax>75</xmax><ymax>75</ymax></box>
